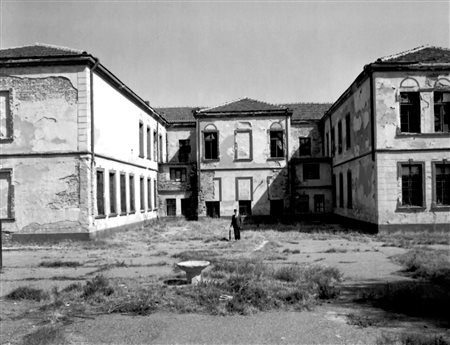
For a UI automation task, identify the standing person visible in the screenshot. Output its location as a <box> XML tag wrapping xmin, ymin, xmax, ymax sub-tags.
<box><xmin>230</xmin><ymin>209</ymin><xmax>242</xmax><ymax>240</ymax></box>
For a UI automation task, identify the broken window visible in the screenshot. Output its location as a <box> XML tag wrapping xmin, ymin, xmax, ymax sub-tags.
<box><xmin>109</xmin><ymin>171</ymin><xmax>117</xmax><ymax>215</ymax></box>
<box><xmin>0</xmin><ymin>169</ymin><xmax>13</xmax><ymax>219</ymax></box>
<box><xmin>170</xmin><ymin>168</ymin><xmax>187</xmax><ymax>182</ymax></box>
<box><xmin>96</xmin><ymin>169</ymin><xmax>105</xmax><ymax>217</ymax></box>
<box><xmin>120</xmin><ymin>173</ymin><xmax>126</xmax><ymax>214</ymax></box>
<box><xmin>178</xmin><ymin>139</ymin><xmax>191</xmax><ymax>162</ymax></box>
<box><xmin>435</xmin><ymin>163</ymin><xmax>450</xmax><ymax>205</ymax></box>
<box><xmin>297</xmin><ymin>195</ymin><xmax>309</xmax><ymax>213</ymax></box>
<box><xmin>401</xmin><ymin>163</ymin><xmax>423</xmax><ymax>207</ymax></box>
<box><xmin>270</xmin><ymin>130</ymin><xmax>284</xmax><ymax>158</ymax></box>
<box><xmin>204</xmin><ymin>131</ymin><xmax>218</xmax><ymax>160</ymax></box>
<box><xmin>347</xmin><ymin>170</ymin><xmax>352</xmax><ymax>209</ymax></box>
<box><xmin>434</xmin><ymin>92</ymin><xmax>450</xmax><ymax>133</ymax></box>
<box><xmin>400</xmin><ymin>92</ymin><xmax>421</xmax><ymax>133</ymax></box>
<box><xmin>345</xmin><ymin>113</ymin><xmax>351</xmax><ymax>149</ymax></box>
<box><xmin>139</xmin><ymin>122</ymin><xmax>144</xmax><ymax>158</ymax></box>
<box><xmin>235</xmin><ymin>130</ymin><xmax>252</xmax><ymax>160</ymax></box>
<box><xmin>338</xmin><ymin>121</ymin><xmax>343</xmax><ymax>154</ymax></box>
<box><xmin>129</xmin><ymin>175</ymin><xmax>135</xmax><ymax>213</ymax></box>
<box><xmin>314</xmin><ymin>194</ymin><xmax>325</xmax><ymax>213</ymax></box>
<box><xmin>303</xmin><ymin>163</ymin><xmax>320</xmax><ymax>180</ymax></box>
<box><xmin>146</xmin><ymin>126</ymin><xmax>151</xmax><ymax>160</ymax></box>
<box><xmin>299</xmin><ymin>137</ymin><xmax>311</xmax><ymax>156</ymax></box>
<box><xmin>339</xmin><ymin>173</ymin><xmax>344</xmax><ymax>208</ymax></box>
<box><xmin>0</xmin><ymin>91</ymin><xmax>12</xmax><ymax>139</ymax></box>
<box><xmin>238</xmin><ymin>200</ymin><xmax>252</xmax><ymax>216</ymax></box>
<box><xmin>206</xmin><ymin>201</ymin><xmax>220</xmax><ymax>218</ymax></box>
<box><xmin>140</xmin><ymin>177</ymin><xmax>145</xmax><ymax>211</ymax></box>
<box><xmin>166</xmin><ymin>198</ymin><xmax>176</xmax><ymax>216</ymax></box>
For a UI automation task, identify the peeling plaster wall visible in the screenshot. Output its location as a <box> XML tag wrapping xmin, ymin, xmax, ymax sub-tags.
<box><xmin>166</xmin><ymin>127</ymin><xmax>196</xmax><ymax>163</ymax></box>
<box><xmin>374</xmin><ymin>71</ymin><xmax>450</xmax><ymax>150</ymax></box>
<box><xmin>289</xmin><ymin>122</ymin><xmax>323</xmax><ymax>158</ymax></box>
<box><xmin>377</xmin><ymin>152</ymin><xmax>450</xmax><ymax>226</ymax></box>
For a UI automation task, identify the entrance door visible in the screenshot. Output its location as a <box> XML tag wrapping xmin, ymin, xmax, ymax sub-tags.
<box><xmin>166</xmin><ymin>199</ymin><xmax>176</xmax><ymax>216</ymax></box>
<box><xmin>181</xmin><ymin>198</ymin><xmax>190</xmax><ymax>218</ymax></box>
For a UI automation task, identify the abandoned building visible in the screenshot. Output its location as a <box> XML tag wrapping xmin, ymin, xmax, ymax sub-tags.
<box><xmin>0</xmin><ymin>44</ymin><xmax>449</xmax><ymax>240</ymax></box>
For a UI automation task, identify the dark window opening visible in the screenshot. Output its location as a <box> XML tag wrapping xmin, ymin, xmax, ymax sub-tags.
<box><xmin>204</xmin><ymin>132</ymin><xmax>218</xmax><ymax>160</ymax></box>
<box><xmin>153</xmin><ymin>131</ymin><xmax>158</xmax><ymax>161</ymax></box>
<box><xmin>270</xmin><ymin>199</ymin><xmax>284</xmax><ymax>217</ymax></box>
<box><xmin>400</xmin><ymin>92</ymin><xmax>421</xmax><ymax>133</ymax></box>
<box><xmin>146</xmin><ymin>127</ymin><xmax>151</xmax><ymax>159</ymax></box>
<box><xmin>140</xmin><ymin>177</ymin><xmax>145</xmax><ymax>211</ymax></box>
<box><xmin>0</xmin><ymin>170</ymin><xmax>13</xmax><ymax>219</ymax></box>
<box><xmin>338</xmin><ymin>121</ymin><xmax>342</xmax><ymax>154</ymax></box>
<box><xmin>129</xmin><ymin>175</ymin><xmax>135</xmax><ymax>213</ymax></box>
<box><xmin>331</xmin><ymin>126</ymin><xmax>335</xmax><ymax>156</ymax></box>
<box><xmin>345</xmin><ymin>114</ymin><xmax>351</xmax><ymax>149</ymax></box>
<box><xmin>206</xmin><ymin>201</ymin><xmax>220</xmax><ymax>218</ymax></box>
<box><xmin>314</xmin><ymin>194</ymin><xmax>325</xmax><ymax>213</ymax></box>
<box><xmin>332</xmin><ymin>174</ymin><xmax>336</xmax><ymax>207</ymax></box>
<box><xmin>326</xmin><ymin>132</ymin><xmax>329</xmax><ymax>157</ymax></box>
<box><xmin>303</xmin><ymin>163</ymin><xmax>320</xmax><ymax>180</ymax></box>
<box><xmin>120</xmin><ymin>174</ymin><xmax>126</xmax><ymax>214</ymax></box>
<box><xmin>299</xmin><ymin>137</ymin><xmax>311</xmax><ymax>156</ymax></box>
<box><xmin>158</xmin><ymin>135</ymin><xmax>163</xmax><ymax>162</ymax></box>
<box><xmin>401</xmin><ymin>163</ymin><xmax>423</xmax><ymax>206</ymax></box>
<box><xmin>166</xmin><ymin>199</ymin><xmax>176</xmax><ymax>216</ymax></box>
<box><xmin>435</xmin><ymin>163</ymin><xmax>450</xmax><ymax>205</ymax></box>
<box><xmin>239</xmin><ymin>200</ymin><xmax>252</xmax><ymax>216</ymax></box>
<box><xmin>153</xmin><ymin>179</ymin><xmax>157</xmax><ymax>210</ymax></box>
<box><xmin>109</xmin><ymin>172</ymin><xmax>116</xmax><ymax>215</ymax></box>
<box><xmin>139</xmin><ymin>122</ymin><xmax>144</xmax><ymax>158</ymax></box>
<box><xmin>147</xmin><ymin>178</ymin><xmax>152</xmax><ymax>211</ymax></box>
<box><xmin>297</xmin><ymin>195</ymin><xmax>309</xmax><ymax>213</ymax></box>
<box><xmin>170</xmin><ymin>168</ymin><xmax>187</xmax><ymax>182</ymax></box>
<box><xmin>339</xmin><ymin>173</ymin><xmax>344</xmax><ymax>208</ymax></box>
<box><xmin>434</xmin><ymin>92</ymin><xmax>450</xmax><ymax>133</ymax></box>
<box><xmin>270</xmin><ymin>131</ymin><xmax>284</xmax><ymax>158</ymax></box>
<box><xmin>179</xmin><ymin>139</ymin><xmax>191</xmax><ymax>162</ymax></box>
<box><xmin>96</xmin><ymin>170</ymin><xmax>105</xmax><ymax>216</ymax></box>
<box><xmin>347</xmin><ymin>170</ymin><xmax>353</xmax><ymax>209</ymax></box>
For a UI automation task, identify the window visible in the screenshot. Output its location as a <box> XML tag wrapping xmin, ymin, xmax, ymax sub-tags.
<box><xmin>400</xmin><ymin>92</ymin><xmax>421</xmax><ymax>133</ymax></box>
<box><xmin>347</xmin><ymin>170</ymin><xmax>352</xmax><ymax>209</ymax></box>
<box><xmin>238</xmin><ymin>200</ymin><xmax>252</xmax><ymax>216</ymax></box>
<box><xmin>96</xmin><ymin>169</ymin><xmax>105</xmax><ymax>217</ymax></box>
<box><xmin>270</xmin><ymin>130</ymin><xmax>284</xmax><ymax>158</ymax></box>
<box><xmin>178</xmin><ymin>139</ymin><xmax>191</xmax><ymax>162</ymax></box>
<box><xmin>325</xmin><ymin>132</ymin><xmax>329</xmax><ymax>157</ymax></box>
<box><xmin>158</xmin><ymin>134</ymin><xmax>163</xmax><ymax>162</ymax></box>
<box><xmin>170</xmin><ymin>168</ymin><xmax>187</xmax><ymax>182</ymax></box>
<box><xmin>139</xmin><ymin>122</ymin><xmax>144</xmax><ymax>158</ymax></box>
<box><xmin>235</xmin><ymin>130</ymin><xmax>252</xmax><ymax>160</ymax></box>
<box><xmin>303</xmin><ymin>163</ymin><xmax>320</xmax><ymax>180</ymax></box>
<box><xmin>299</xmin><ymin>137</ymin><xmax>311</xmax><ymax>156</ymax></box>
<box><xmin>147</xmin><ymin>178</ymin><xmax>152</xmax><ymax>211</ymax></box>
<box><xmin>345</xmin><ymin>114</ymin><xmax>351</xmax><ymax>149</ymax></box>
<box><xmin>435</xmin><ymin>163</ymin><xmax>450</xmax><ymax>205</ymax></box>
<box><xmin>153</xmin><ymin>130</ymin><xmax>158</xmax><ymax>161</ymax></box>
<box><xmin>153</xmin><ymin>178</ymin><xmax>157</xmax><ymax>210</ymax></box>
<box><xmin>140</xmin><ymin>177</ymin><xmax>145</xmax><ymax>211</ymax></box>
<box><xmin>401</xmin><ymin>163</ymin><xmax>423</xmax><ymax>207</ymax></box>
<box><xmin>339</xmin><ymin>173</ymin><xmax>344</xmax><ymax>208</ymax></box>
<box><xmin>270</xmin><ymin>200</ymin><xmax>284</xmax><ymax>217</ymax></box>
<box><xmin>338</xmin><ymin>121</ymin><xmax>342</xmax><ymax>154</ymax></box>
<box><xmin>204</xmin><ymin>131</ymin><xmax>218</xmax><ymax>160</ymax></box>
<box><xmin>331</xmin><ymin>126</ymin><xmax>335</xmax><ymax>156</ymax></box>
<box><xmin>434</xmin><ymin>92</ymin><xmax>450</xmax><ymax>133</ymax></box>
<box><xmin>206</xmin><ymin>201</ymin><xmax>220</xmax><ymax>218</ymax></box>
<box><xmin>236</xmin><ymin>177</ymin><xmax>253</xmax><ymax>201</ymax></box>
<box><xmin>146</xmin><ymin>126</ymin><xmax>151</xmax><ymax>159</ymax></box>
<box><xmin>0</xmin><ymin>91</ymin><xmax>12</xmax><ymax>140</ymax></box>
<box><xmin>297</xmin><ymin>195</ymin><xmax>309</xmax><ymax>213</ymax></box>
<box><xmin>129</xmin><ymin>175</ymin><xmax>135</xmax><ymax>213</ymax></box>
<box><xmin>0</xmin><ymin>169</ymin><xmax>13</xmax><ymax>219</ymax></box>
<box><xmin>314</xmin><ymin>194</ymin><xmax>325</xmax><ymax>213</ymax></box>
<box><xmin>332</xmin><ymin>174</ymin><xmax>337</xmax><ymax>207</ymax></box>
<box><xmin>109</xmin><ymin>171</ymin><xmax>117</xmax><ymax>215</ymax></box>
<box><xmin>166</xmin><ymin>199</ymin><xmax>176</xmax><ymax>216</ymax></box>
<box><xmin>120</xmin><ymin>173</ymin><xmax>126</xmax><ymax>214</ymax></box>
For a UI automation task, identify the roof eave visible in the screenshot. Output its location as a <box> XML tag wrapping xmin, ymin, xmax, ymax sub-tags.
<box><xmin>195</xmin><ymin>109</ymin><xmax>292</xmax><ymax>118</ymax></box>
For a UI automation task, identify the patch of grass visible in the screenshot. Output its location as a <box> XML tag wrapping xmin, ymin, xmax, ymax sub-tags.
<box><xmin>379</xmin><ymin>231</ymin><xmax>450</xmax><ymax>248</ymax></box>
<box><xmin>81</xmin><ymin>275</ymin><xmax>114</xmax><ymax>299</ymax></box>
<box><xmin>39</xmin><ymin>260</ymin><xmax>82</xmax><ymax>268</ymax></box>
<box><xmin>377</xmin><ymin>332</ymin><xmax>450</xmax><ymax>345</ymax></box>
<box><xmin>324</xmin><ymin>247</ymin><xmax>347</xmax><ymax>253</ymax></box>
<box><xmin>6</xmin><ymin>286</ymin><xmax>49</xmax><ymax>301</ymax></box>
<box><xmin>346</xmin><ymin>313</ymin><xmax>387</xmax><ymax>328</ymax></box>
<box><xmin>282</xmin><ymin>248</ymin><xmax>301</xmax><ymax>254</ymax></box>
<box><xmin>21</xmin><ymin>325</ymin><xmax>66</xmax><ymax>345</ymax></box>
<box><xmin>62</xmin><ymin>283</ymin><xmax>83</xmax><ymax>293</ymax></box>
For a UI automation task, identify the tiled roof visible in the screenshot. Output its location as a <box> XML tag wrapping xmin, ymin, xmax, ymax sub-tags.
<box><xmin>156</xmin><ymin>107</ymin><xmax>197</xmax><ymax>123</ymax></box>
<box><xmin>377</xmin><ymin>46</ymin><xmax>450</xmax><ymax>64</ymax></box>
<box><xmin>0</xmin><ymin>43</ymin><xmax>85</xmax><ymax>58</ymax></box>
<box><xmin>200</xmin><ymin>98</ymin><xmax>287</xmax><ymax>113</ymax></box>
<box><xmin>281</xmin><ymin>103</ymin><xmax>332</xmax><ymax>121</ymax></box>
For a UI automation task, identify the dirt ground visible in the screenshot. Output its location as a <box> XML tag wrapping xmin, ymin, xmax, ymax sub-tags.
<box><xmin>1</xmin><ymin>219</ymin><xmax>449</xmax><ymax>345</ymax></box>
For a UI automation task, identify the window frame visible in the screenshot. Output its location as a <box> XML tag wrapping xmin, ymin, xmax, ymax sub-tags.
<box><xmin>166</xmin><ymin>198</ymin><xmax>176</xmax><ymax>217</ymax></box>
<box><xmin>153</xmin><ymin>130</ymin><xmax>158</xmax><ymax>162</ymax></box>
<box><xmin>397</xmin><ymin>161</ymin><xmax>426</xmax><ymax>210</ymax></box>
<box><xmin>96</xmin><ymin>168</ymin><xmax>106</xmax><ymax>218</ymax></box>
<box><xmin>338</xmin><ymin>121</ymin><xmax>343</xmax><ymax>154</ymax></box>
<box><xmin>109</xmin><ymin>170</ymin><xmax>117</xmax><ymax>216</ymax></box>
<box><xmin>119</xmin><ymin>172</ymin><xmax>127</xmax><ymax>215</ymax></box>
<box><xmin>0</xmin><ymin>168</ymin><xmax>14</xmax><ymax>220</ymax></box>
<box><xmin>339</xmin><ymin>172</ymin><xmax>344</xmax><ymax>208</ymax></box>
<box><xmin>431</xmin><ymin>160</ymin><xmax>450</xmax><ymax>210</ymax></box>
<box><xmin>213</xmin><ymin>177</ymin><xmax>222</xmax><ymax>202</ymax></box>
<box><xmin>314</xmin><ymin>194</ymin><xmax>325</xmax><ymax>213</ymax></box>
<box><xmin>345</xmin><ymin>113</ymin><xmax>351</xmax><ymax>150</ymax></box>
<box><xmin>399</xmin><ymin>92</ymin><xmax>421</xmax><ymax>133</ymax></box>
<box><xmin>347</xmin><ymin>170</ymin><xmax>353</xmax><ymax>209</ymax></box>
<box><xmin>178</xmin><ymin>139</ymin><xmax>191</xmax><ymax>163</ymax></box>
<box><xmin>433</xmin><ymin>91</ymin><xmax>450</xmax><ymax>133</ymax></box>
<box><xmin>203</xmin><ymin>128</ymin><xmax>219</xmax><ymax>161</ymax></box>
<box><xmin>129</xmin><ymin>174</ymin><xmax>135</xmax><ymax>214</ymax></box>
<box><xmin>234</xmin><ymin>129</ymin><xmax>253</xmax><ymax>161</ymax></box>
<box><xmin>146</xmin><ymin>126</ymin><xmax>151</xmax><ymax>160</ymax></box>
<box><xmin>238</xmin><ymin>200</ymin><xmax>252</xmax><ymax>216</ymax></box>
<box><xmin>139</xmin><ymin>121</ymin><xmax>144</xmax><ymax>158</ymax></box>
<box><xmin>139</xmin><ymin>176</ymin><xmax>145</xmax><ymax>212</ymax></box>
<box><xmin>147</xmin><ymin>177</ymin><xmax>152</xmax><ymax>211</ymax></box>
<box><xmin>235</xmin><ymin>177</ymin><xmax>253</xmax><ymax>201</ymax></box>
<box><xmin>170</xmin><ymin>167</ymin><xmax>187</xmax><ymax>182</ymax></box>
<box><xmin>303</xmin><ymin>163</ymin><xmax>320</xmax><ymax>180</ymax></box>
<box><xmin>0</xmin><ymin>90</ymin><xmax>13</xmax><ymax>142</ymax></box>
<box><xmin>299</xmin><ymin>137</ymin><xmax>312</xmax><ymax>157</ymax></box>
<box><xmin>153</xmin><ymin>178</ymin><xmax>158</xmax><ymax>210</ymax></box>
<box><xmin>269</xmin><ymin>129</ymin><xmax>285</xmax><ymax>159</ymax></box>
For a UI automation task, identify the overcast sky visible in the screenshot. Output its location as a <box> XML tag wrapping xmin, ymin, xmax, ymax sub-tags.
<box><xmin>1</xmin><ymin>1</ymin><xmax>449</xmax><ymax>107</ymax></box>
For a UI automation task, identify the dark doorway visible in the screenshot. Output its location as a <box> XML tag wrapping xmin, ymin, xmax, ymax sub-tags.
<box><xmin>166</xmin><ymin>199</ymin><xmax>176</xmax><ymax>216</ymax></box>
<box><xmin>181</xmin><ymin>198</ymin><xmax>190</xmax><ymax>217</ymax></box>
<box><xmin>270</xmin><ymin>199</ymin><xmax>284</xmax><ymax>218</ymax></box>
<box><xmin>206</xmin><ymin>201</ymin><xmax>220</xmax><ymax>218</ymax></box>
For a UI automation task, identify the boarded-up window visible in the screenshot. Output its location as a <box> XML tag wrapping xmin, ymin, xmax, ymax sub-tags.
<box><xmin>236</xmin><ymin>177</ymin><xmax>252</xmax><ymax>201</ymax></box>
<box><xmin>96</xmin><ymin>170</ymin><xmax>105</xmax><ymax>217</ymax></box>
<box><xmin>120</xmin><ymin>173</ymin><xmax>127</xmax><ymax>214</ymax></box>
<box><xmin>109</xmin><ymin>171</ymin><xmax>116</xmax><ymax>215</ymax></box>
<box><xmin>129</xmin><ymin>175</ymin><xmax>135</xmax><ymax>213</ymax></box>
<box><xmin>0</xmin><ymin>170</ymin><xmax>13</xmax><ymax>219</ymax></box>
<box><xmin>213</xmin><ymin>178</ymin><xmax>221</xmax><ymax>201</ymax></box>
<box><xmin>235</xmin><ymin>131</ymin><xmax>252</xmax><ymax>160</ymax></box>
<box><xmin>0</xmin><ymin>91</ymin><xmax>11</xmax><ymax>139</ymax></box>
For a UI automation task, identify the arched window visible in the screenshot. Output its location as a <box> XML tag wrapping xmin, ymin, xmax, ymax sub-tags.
<box><xmin>203</xmin><ymin>124</ymin><xmax>218</xmax><ymax>160</ymax></box>
<box><xmin>269</xmin><ymin>122</ymin><xmax>284</xmax><ymax>158</ymax></box>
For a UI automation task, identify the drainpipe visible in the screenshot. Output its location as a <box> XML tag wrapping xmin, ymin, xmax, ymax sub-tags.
<box><xmin>369</xmin><ymin>67</ymin><xmax>376</xmax><ymax>161</ymax></box>
<box><xmin>285</xmin><ymin>111</ymin><xmax>290</xmax><ymax>218</ymax></box>
<box><xmin>90</xmin><ymin>58</ymin><xmax>100</xmax><ymax>227</ymax></box>
<box><xmin>196</xmin><ymin>111</ymin><xmax>201</xmax><ymax>217</ymax></box>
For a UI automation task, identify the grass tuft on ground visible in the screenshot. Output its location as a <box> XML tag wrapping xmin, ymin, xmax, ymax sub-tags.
<box><xmin>6</xmin><ymin>286</ymin><xmax>49</xmax><ymax>301</ymax></box>
<box><xmin>39</xmin><ymin>260</ymin><xmax>82</xmax><ymax>268</ymax></box>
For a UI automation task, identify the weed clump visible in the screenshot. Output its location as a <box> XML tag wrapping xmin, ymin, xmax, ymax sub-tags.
<box><xmin>39</xmin><ymin>261</ymin><xmax>82</xmax><ymax>268</ymax></box>
<box><xmin>6</xmin><ymin>286</ymin><xmax>49</xmax><ymax>302</ymax></box>
<box><xmin>81</xmin><ymin>275</ymin><xmax>114</xmax><ymax>299</ymax></box>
